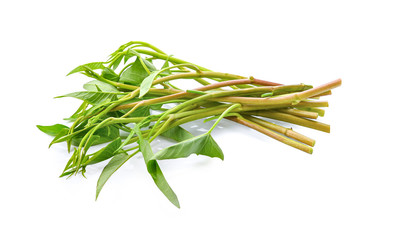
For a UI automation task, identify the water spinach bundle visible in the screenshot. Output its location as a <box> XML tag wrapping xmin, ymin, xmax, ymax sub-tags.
<box><xmin>37</xmin><ymin>41</ymin><xmax>341</xmax><ymax>208</ymax></box>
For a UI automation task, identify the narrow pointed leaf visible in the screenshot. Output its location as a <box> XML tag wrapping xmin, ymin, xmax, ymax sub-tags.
<box><xmin>49</xmin><ymin>128</ymin><xmax>70</xmax><ymax>147</ymax></box>
<box><xmin>67</xmin><ymin>101</ymin><xmax>89</xmax><ymax>120</ymax></box>
<box><xmin>67</xmin><ymin>62</ymin><xmax>106</xmax><ymax>76</ymax></box>
<box><xmin>59</xmin><ymin>170</ymin><xmax>75</xmax><ymax>178</ymax></box>
<box><xmin>139</xmin><ymin>70</ymin><xmax>160</xmax><ymax>98</ymax></box>
<box><xmin>111</xmin><ymin>55</ymin><xmax>124</xmax><ymax>70</ymax></box>
<box><xmin>90</xmin><ymin>125</ymin><xmax>120</xmax><ymax>145</ymax></box>
<box><xmin>83</xmin><ymin>135</ymin><xmax>101</xmax><ymax>155</ymax></box>
<box><xmin>56</xmin><ymin>91</ymin><xmax>121</xmax><ymax>105</ymax></box>
<box><xmin>160</xmin><ymin>126</ymin><xmax>194</xmax><ymax>142</ymax></box>
<box><xmin>139</xmin><ymin>138</ymin><xmax>180</xmax><ymax>208</ymax></box>
<box><xmin>96</xmin><ymin>153</ymin><xmax>129</xmax><ymax>199</ymax></box>
<box><xmin>88</xmin><ymin>138</ymin><xmax>122</xmax><ymax>165</ymax></box>
<box><xmin>83</xmin><ymin>80</ymin><xmax>119</xmax><ymax>92</ymax></box>
<box><xmin>71</xmin><ymin>125</ymin><xmax>120</xmax><ymax>146</ymax></box>
<box><xmin>153</xmin><ymin>133</ymin><xmax>224</xmax><ymax>161</ymax></box>
<box><xmin>37</xmin><ymin>124</ymin><xmax>69</xmax><ymax>137</ymax></box>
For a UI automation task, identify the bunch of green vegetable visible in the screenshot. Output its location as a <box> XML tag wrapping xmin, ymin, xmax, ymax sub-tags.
<box><xmin>37</xmin><ymin>41</ymin><xmax>341</xmax><ymax>208</ymax></box>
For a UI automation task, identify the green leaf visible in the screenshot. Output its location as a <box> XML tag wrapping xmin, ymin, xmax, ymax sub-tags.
<box><xmin>101</xmin><ymin>67</ymin><xmax>119</xmax><ymax>81</ymax></box>
<box><xmin>141</xmin><ymin>58</ymin><xmax>157</xmax><ymax>72</ymax></box>
<box><xmin>67</xmin><ymin>62</ymin><xmax>106</xmax><ymax>76</ymax></box>
<box><xmin>139</xmin><ymin>71</ymin><xmax>160</xmax><ymax>98</ymax></box>
<box><xmin>150</xmin><ymin>103</ymin><xmax>163</xmax><ymax>110</ymax></box>
<box><xmin>59</xmin><ymin>170</ymin><xmax>74</xmax><ymax>178</ymax></box>
<box><xmin>123</xmin><ymin>49</ymin><xmax>136</xmax><ymax>64</ymax></box>
<box><xmin>160</xmin><ymin>57</ymin><xmax>172</xmax><ymax>75</ymax></box>
<box><xmin>138</xmin><ymin>137</ymin><xmax>180</xmax><ymax>208</ymax></box>
<box><xmin>88</xmin><ymin>138</ymin><xmax>122</xmax><ymax>165</ymax></box>
<box><xmin>67</xmin><ymin>101</ymin><xmax>89</xmax><ymax>120</ymax></box>
<box><xmin>83</xmin><ymin>99</ymin><xmax>114</xmax><ymax>117</ymax></box>
<box><xmin>111</xmin><ymin>55</ymin><xmax>124</xmax><ymax>70</ymax></box>
<box><xmin>83</xmin><ymin>80</ymin><xmax>119</xmax><ymax>93</ymax></box>
<box><xmin>49</xmin><ymin>128</ymin><xmax>70</xmax><ymax>147</ymax></box>
<box><xmin>120</xmin><ymin>106</ymin><xmax>151</xmax><ymax>118</ymax></box>
<box><xmin>119</xmin><ymin>57</ymin><xmax>149</xmax><ymax>85</ymax></box>
<box><xmin>72</xmin><ymin>125</ymin><xmax>120</xmax><ymax>146</ymax></box>
<box><xmin>83</xmin><ymin>135</ymin><xmax>101</xmax><ymax>156</ymax></box>
<box><xmin>160</xmin><ymin>126</ymin><xmax>194</xmax><ymax>142</ymax></box>
<box><xmin>153</xmin><ymin>133</ymin><xmax>224</xmax><ymax>161</ymax></box>
<box><xmin>56</xmin><ymin>91</ymin><xmax>120</xmax><ymax>105</ymax></box>
<box><xmin>37</xmin><ymin>124</ymin><xmax>69</xmax><ymax>137</ymax></box>
<box><xmin>96</xmin><ymin>153</ymin><xmax>129</xmax><ymax>199</ymax></box>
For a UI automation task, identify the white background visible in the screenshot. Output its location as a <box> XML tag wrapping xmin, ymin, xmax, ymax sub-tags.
<box><xmin>1</xmin><ymin>0</ymin><xmax>392</xmax><ymax>239</ymax></box>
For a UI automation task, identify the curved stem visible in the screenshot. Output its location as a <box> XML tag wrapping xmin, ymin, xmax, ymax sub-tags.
<box><xmin>134</xmin><ymin>48</ymin><xmax>211</xmax><ymax>71</ymax></box>
<box><xmin>207</xmin><ymin>104</ymin><xmax>241</xmax><ymax>134</ymax></box>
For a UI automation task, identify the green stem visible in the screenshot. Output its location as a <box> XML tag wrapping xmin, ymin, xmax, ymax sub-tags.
<box><xmin>152</xmin><ymin>71</ymin><xmax>245</xmax><ymax>86</ymax></box>
<box><xmin>226</xmin><ymin>115</ymin><xmax>313</xmax><ymax>154</ymax></box>
<box><xmin>134</xmin><ymin>48</ymin><xmax>211</xmax><ymax>71</ymax></box>
<box><xmin>244</xmin><ymin>110</ymin><xmax>330</xmax><ymax>133</ymax></box>
<box><xmin>207</xmin><ymin>104</ymin><xmax>241</xmax><ymax>134</ymax></box>
<box><xmin>242</xmin><ymin>115</ymin><xmax>315</xmax><ymax>146</ymax></box>
<box><xmin>112</xmin><ymin>83</ymin><xmax>311</xmax><ymax>112</ymax></box>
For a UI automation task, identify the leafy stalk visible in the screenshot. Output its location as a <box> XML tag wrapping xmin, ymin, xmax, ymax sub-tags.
<box><xmin>38</xmin><ymin>40</ymin><xmax>341</xmax><ymax>208</ymax></box>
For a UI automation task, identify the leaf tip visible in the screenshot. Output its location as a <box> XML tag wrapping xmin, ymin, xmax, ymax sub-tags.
<box><xmin>174</xmin><ymin>199</ymin><xmax>181</xmax><ymax>209</ymax></box>
<box><xmin>218</xmin><ymin>151</ymin><xmax>225</xmax><ymax>161</ymax></box>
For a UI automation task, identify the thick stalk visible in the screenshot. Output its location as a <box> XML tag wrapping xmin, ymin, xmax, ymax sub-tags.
<box><xmin>277</xmin><ymin>108</ymin><xmax>319</xmax><ymax>119</ymax></box>
<box><xmin>113</xmin><ymin>83</ymin><xmax>310</xmax><ymax>112</ymax></box>
<box><xmin>296</xmin><ymin>107</ymin><xmax>325</xmax><ymax>117</ymax></box>
<box><xmin>226</xmin><ymin>116</ymin><xmax>313</xmax><ymax>154</ymax></box>
<box><xmin>152</xmin><ymin>71</ymin><xmax>245</xmax><ymax>86</ymax></box>
<box><xmin>242</xmin><ymin>115</ymin><xmax>315</xmax><ymax>146</ymax></box>
<box><xmin>245</xmin><ymin>110</ymin><xmax>330</xmax><ymax>133</ymax></box>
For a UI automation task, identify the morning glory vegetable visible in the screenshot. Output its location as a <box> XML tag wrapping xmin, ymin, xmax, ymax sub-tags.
<box><xmin>38</xmin><ymin>41</ymin><xmax>341</xmax><ymax>208</ymax></box>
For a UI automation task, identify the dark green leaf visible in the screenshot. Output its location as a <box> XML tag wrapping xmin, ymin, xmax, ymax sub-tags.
<box><xmin>139</xmin><ymin>137</ymin><xmax>180</xmax><ymax>208</ymax></box>
<box><xmin>139</xmin><ymin>71</ymin><xmax>160</xmax><ymax>98</ymax></box>
<box><xmin>87</xmin><ymin>138</ymin><xmax>122</xmax><ymax>165</ymax></box>
<box><xmin>56</xmin><ymin>91</ymin><xmax>120</xmax><ymax>105</ymax></box>
<box><xmin>72</xmin><ymin>125</ymin><xmax>120</xmax><ymax>146</ymax></box>
<box><xmin>160</xmin><ymin>126</ymin><xmax>194</xmax><ymax>142</ymax></box>
<box><xmin>150</xmin><ymin>103</ymin><xmax>164</xmax><ymax>110</ymax></box>
<box><xmin>96</xmin><ymin>153</ymin><xmax>129</xmax><ymax>199</ymax></box>
<box><xmin>83</xmin><ymin>80</ymin><xmax>119</xmax><ymax>93</ymax></box>
<box><xmin>67</xmin><ymin>62</ymin><xmax>106</xmax><ymax>76</ymax></box>
<box><xmin>119</xmin><ymin>106</ymin><xmax>151</xmax><ymax>118</ymax></box>
<box><xmin>119</xmin><ymin>57</ymin><xmax>149</xmax><ymax>85</ymax></box>
<box><xmin>84</xmin><ymin>135</ymin><xmax>101</xmax><ymax>153</ymax></box>
<box><xmin>37</xmin><ymin>124</ymin><xmax>69</xmax><ymax>137</ymax></box>
<box><xmin>153</xmin><ymin>133</ymin><xmax>224</xmax><ymax>161</ymax></box>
